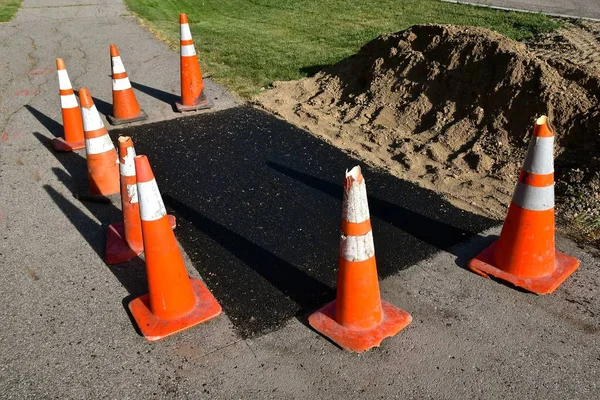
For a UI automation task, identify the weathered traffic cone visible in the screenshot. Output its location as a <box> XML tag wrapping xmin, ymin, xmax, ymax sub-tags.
<box><xmin>107</xmin><ymin>44</ymin><xmax>148</xmax><ymax>125</ymax></box>
<box><xmin>128</xmin><ymin>155</ymin><xmax>221</xmax><ymax>341</ymax></box>
<box><xmin>468</xmin><ymin>116</ymin><xmax>580</xmax><ymax>294</ymax></box>
<box><xmin>308</xmin><ymin>166</ymin><xmax>412</xmax><ymax>352</ymax></box>
<box><xmin>78</xmin><ymin>87</ymin><xmax>120</xmax><ymax>201</ymax></box>
<box><xmin>52</xmin><ymin>58</ymin><xmax>85</xmax><ymax>151</ymax></box>
<box><xmin>175</xmin><ymin>13</ymin><xmax>212</xmax><ymax>112</ymax></box>
<box><xmin>105</xmin><ymin>136</ymin><xmax>176</xmax><ymax>265</ymax></box>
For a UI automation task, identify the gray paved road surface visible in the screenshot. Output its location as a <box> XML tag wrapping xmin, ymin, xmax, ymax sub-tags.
<box><xmin>445</xmin><ymin>0</ymin><xmax>600</xmax><ymax>20</ymax></box>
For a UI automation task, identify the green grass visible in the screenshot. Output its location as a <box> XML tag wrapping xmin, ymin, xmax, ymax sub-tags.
<box><xmin>124</xmin><ymin>0</ymin><xmax>559</xmax><ymax>97</ymax></box>
<box><xmin>0</xmin><ymin>0</ymin><xmax>20</xmax><ymax>22</ymax></box>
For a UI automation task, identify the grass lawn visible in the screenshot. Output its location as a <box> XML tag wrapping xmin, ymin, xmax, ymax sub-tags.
<box><xmin>124</xmin><ymin>0</ymin><xmax>559</xmax><ymax>97</ymax></box>
<box><xmin>0</xmin><ymin>0</ymin><xmax>20</xmax><ymax>22</ymax></box>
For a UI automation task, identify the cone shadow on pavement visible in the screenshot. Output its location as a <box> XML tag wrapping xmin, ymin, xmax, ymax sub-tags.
<box><xmin>32</xmin><ymin>132</ymin><xmax>88</xmax><ymax>189</ymax></box>
<box><xmin>130</xmin><ymin>81</ymin><xmax>179</xmax><ymax>109</ymax></box>
<box><xmin>26</xmin><ymin>105</ymin><xmax>63</xmax><ymax>138</ymax></box>
<box><xmin>163</xmin><ymin>194</ymin><xmax>335</xmax><ymax>313</ymax></box>
<box><xmin>43</xmin><ymin>185</ymin><xmax>148</xmax><ymax>336</ymax></box>
<box><xmin>32</xmin><ymin>121</ymin><xmax>138</xmax><ymax>267</ymax></box>
<box><xmin>43</xmin><ymin>185</ymin><xmax>147</xmax><ymax>294</ymax></box>
<box><xmin>267</xmin><ymin>161</ymin><xmax>487</xmax><ymax>269</ymax></box>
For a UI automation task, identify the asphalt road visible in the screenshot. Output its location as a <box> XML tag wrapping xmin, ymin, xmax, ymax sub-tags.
<box><xmin>444</xmin><ymin>0</ymin><xmax>600</xmax><ymax>20</ymax></box>
<box><xmin>1</xmin><ymin>1</ymin><xmax>599</xmax><ymax>399</ymax></box>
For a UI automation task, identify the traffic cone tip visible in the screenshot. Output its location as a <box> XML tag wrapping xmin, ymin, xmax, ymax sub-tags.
<box><xmin>56</xmin><ymin>58</ymin><xmax>66</xmax><ymax>70</ymax></box>
<box><xmin>180</xmin><ymin>13</ymin><xmax>188</xmax><ymax>24</ymax></box>
<box><xmin>110</xmin><ymin>44</ymin><xmax>119</xmax><ymax>57</ymax></box>
<box><xmin>534</xmin><ymin>115</ymin><xmax>553</xmax><ymax>137</ymax></box>
<box><xmin>134</xmin><ymin>155</ymin><xmax>154</xmax><ymax>183</ymax></box>
<box><xmin>118</xmin><ymin>137</ymin><xmax>136</xmax><ymax>177</ymax></box>
<box><xmin>78</xmin><ymin>87</ymin><xmax>94</xmax><ymax>108</ymax></box>
<box><xmin>345</xmin><ymin>165</ymin><xmax>362</xmax><ymax>181</ymax></box>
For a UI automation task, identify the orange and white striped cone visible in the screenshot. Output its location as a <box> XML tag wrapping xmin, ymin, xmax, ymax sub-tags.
<box><xmin>128</xmin><ymin>155</ymin><xmax>221</xmax><ymax>341</ymax></box>
<box><xmin>105</xmin><ymin>136</ymin><xmax>177</xmax><ymax>265</ymax></box>
<box><xmin>468</xmin><ymin>116</ymin><xmax>580</xmax><ymax>294</ymax></box>
<box><xmin>51</xmin><ymin>58</ymin><xmax>85</xmax><ymax>152</ymax></box>
<box><xmin>78</xmin><ymin>87</ymin><xmax>120</xmax><ymax>202</ymax></box>
<box><xmin>175</xmin><ymin>13</ymin><xmax>212</xmax><ymax>112</ymax></box>
<box><xmin>309</xmin><ymin>166</ymin><xmax>412</xmax><ymax>352</ymax></box>
<box><xmin>106</xmin><ymin>44</ymin><xmax>148</xmax><ymax>125</ymax></box>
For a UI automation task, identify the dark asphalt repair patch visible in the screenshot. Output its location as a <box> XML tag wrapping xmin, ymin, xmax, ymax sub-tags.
<box><xmin>112</xmin><ymin>106</ymin><xmax>498</xmax><ymax>339</ymax></box>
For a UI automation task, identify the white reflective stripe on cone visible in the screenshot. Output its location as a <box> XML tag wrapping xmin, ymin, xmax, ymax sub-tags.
<box><xmin>81</xmin><ymin>105</ymin><xmax>105</xmax><ymax>131</ymax></box>
<box><xmin>57</xmin><ymin>70</ymin><xmax>72</xmax><ymax>90</ymax></box>
<box><xmin>343</xmin><ymin>181</ymin><xmax>370</xmax><ymax>223</ymax></box>
<box><xmin>60</xmin><ymin>94</ymin><xmax>78</xmax><ymax>109</ymax></box>
<box><xmin>512</xmin><ymin>181</ymin><xmax>554</xmax><ymax>211</ymax></box>
<box><xmin>340</xmin><ymin>231</ymin><xmax>375</xmax><ymax>262</ymax></box>
<box><xmin>181</xmin><ymin>44</ymin><xmax>196</xmax><ymax>57</ymax></box>
<box><xmin>137</xmin><ymin>179</ymin><xmax>167</xmax><ymax>221</ymax></box>
<box><xmin>120</xmin><ymin>146</ymin><xmax>137</xmax><ymax>177</ymax></box>
<box><xmin>126</xmin><ymin>184</ymin><xmax>139</xmax><ymax>204</ymax></box>
<box><xmin>111</xmin><ymin>56</ymin><xmax>126</xmax><ymax>74</ymax></box>
<box><xmin>522</xmin><ymin>136</ymin><xmax>554</xmax><ymax>174</ymax></box>
<box><xmin>113</xmin><ymin>77</ymin><xmax>132</xmax><ymax>91</ymax></box>
<box><xmin>85</xmin><ymin>134</ymin><xmax>115</xmax><ymax>155</ymax></box>
<box><xmin>180</xmin><ymin>23</ymin><xmax>193</xmax><ymax>40</ymax></box>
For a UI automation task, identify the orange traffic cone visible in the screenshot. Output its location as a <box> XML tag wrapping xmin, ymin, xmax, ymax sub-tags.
<box><xmin>175</xmin><ymin>13</ymin><xmax>212</xmax><ymax>112</ymax></box>
<box><xmin>52</xmin><ymin>58</ymin><xmax>85</xmax><ymax>152</ymax></box>
<box><xmin>128</xmin><ymin>155</ymin><xmax>221</xmax><ymax>341</ymax></box>
<box><xmin>106</xmin><ymin>44</ymin><xmax>147</xmax><ymax>125</ymax></box>
<box><xmin>105</xmin><ymin>136</ymin><xmax>176</xmax><ymax>265</ymax></box>
<box><xmin>309</xmin><ymin>166</ymin><xmax>412</xmax><ymax>352</ymax></box>
<box><xmin>469</xmin><ymin>116</ymin><xmax>580</xmax><ymax>294</ymax></box>
<box><xmin>78</xmin><ymin>87</ymin><xmax>120</xmax><ymax>200</ymax></box>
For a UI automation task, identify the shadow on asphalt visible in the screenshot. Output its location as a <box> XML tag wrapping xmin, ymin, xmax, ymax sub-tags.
<box><xmin>266</xmin><ymin>161</ymin><xmax>481</xmax><ymax>256</ymax></box>
<box><xmin>130</xmin><ymin>81</ymin><xmax>179</xmax><ymax>110</ymax></box>
<box><xmin>25</xmin><ymin>105</ymin><xmax>62</xmax><ymax>138</ymax></box>
<box><xmin>43</xmin><ymin>182</ymin><xmax>147</xmax><ymax>336</ymax></box>
<box><xmin>164</xmin><ymin>194</ymin><xmax>335</xmax><ymax>309</ymax></box>
<box><xmin>110</xmin><ymin>105</ymin><xmax>499</xmax><ymax>338</ymax></box>
<box><xmin>31</xmin><ymin>127</ymin><xmax>148</xmax><ymax>335</ymax></box>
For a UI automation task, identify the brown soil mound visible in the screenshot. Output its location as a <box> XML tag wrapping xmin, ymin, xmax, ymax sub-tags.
<box><xmin>257</xmin><ymin>24</ymin><xmax>600</xmax><ymax>246</ymax></box>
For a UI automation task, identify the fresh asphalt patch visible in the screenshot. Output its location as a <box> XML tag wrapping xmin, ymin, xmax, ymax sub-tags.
<box><xmin>109</xmin><ymin>106</ymin><xmax>498</xmax><ymax>338</ymax></box>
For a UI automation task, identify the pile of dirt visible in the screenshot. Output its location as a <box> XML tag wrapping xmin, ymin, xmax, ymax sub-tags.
<box><xmin>257</xmin><ymin>24</ymin><xmax>600</xmax><ymax>247</ymax></box>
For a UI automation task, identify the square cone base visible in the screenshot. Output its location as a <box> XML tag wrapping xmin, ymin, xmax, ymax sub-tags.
<box><xmin>52</xmin><ymin>137</ymin><xmax>85</xmax><ymax>152</ymax></box>
<box><xmin>308</xmin><ymin>300</ymin><xmax>412</xmax><ymax>353</ymax></box>
<box><xmin>105</xmin><ymin>215</ymin><xmax>176</xmax><ymax>265</ymax></box>
<box><xmin>175</xmin><ymin>93</ymin><xmax>213</xmax><ymax>112</ymax></box>
<box><xmin>468</xmin><ymin>241</ymin><xmax>580</xmax><ymax>295</ymax></box>
<box><xmin>128</xmin><ymin>279</ymin><xmax>222</xmax><ymax>341</ymax></box>
<box><xmin>107</xmin><ymin>110</ymin><xmax>148</xmax><ymax>126</ymax></box>
<box><xmin>105</xmin><ymin>222</ymin><xmax>143</xmax><ymax>265</ymax></box>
